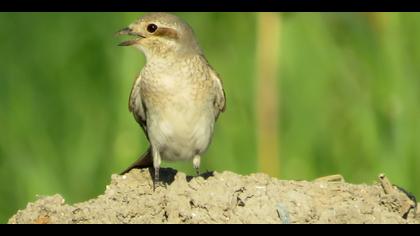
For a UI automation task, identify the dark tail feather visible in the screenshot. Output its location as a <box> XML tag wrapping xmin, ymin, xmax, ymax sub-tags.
<box><xmin>120</xmin><ymin>146</ymin><xmax>153</xmax><ymax>175</ymax></box>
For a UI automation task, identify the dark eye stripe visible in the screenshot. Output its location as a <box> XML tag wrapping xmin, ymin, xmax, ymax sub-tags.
<box><xmin>154</xmin><ymin>27</ymin><xmax>179</xmax><ymax>39</ymax></box>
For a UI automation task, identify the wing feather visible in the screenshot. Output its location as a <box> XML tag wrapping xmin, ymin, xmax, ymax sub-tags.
<box><xmin>129</xmin><ymin>75</ymin><xmax>148</xmax><ymax>138</ymax></box>
<box><xmin>208</xmin><ymin>67</ymin><xmax>226</xmax><ymax>120</ymax></box>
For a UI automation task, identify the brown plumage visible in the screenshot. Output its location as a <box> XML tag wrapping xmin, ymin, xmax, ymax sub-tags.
<box><xmin>117</xmin><ymin>13</ymin><xmax>226</xmax><ymax>189</ymax></box>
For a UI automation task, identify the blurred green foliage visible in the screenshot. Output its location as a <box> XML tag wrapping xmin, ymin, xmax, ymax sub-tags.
<box><xmin>0</xmin><ymin>13</ymin><xmax>419</xmax><ymax>223</ymax></box>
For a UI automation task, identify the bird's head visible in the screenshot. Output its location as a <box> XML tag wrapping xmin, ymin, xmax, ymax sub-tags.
<box><xmin>117</xmin><ymin>13</ymin><xmax>202</xmax><ymax>59</ymax></box>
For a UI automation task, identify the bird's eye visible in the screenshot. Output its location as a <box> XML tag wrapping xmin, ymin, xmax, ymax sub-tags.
<box><xmin>147</xmin><ymin>24</ymin><xmax>158</xmax><ymax>33</ymax></box>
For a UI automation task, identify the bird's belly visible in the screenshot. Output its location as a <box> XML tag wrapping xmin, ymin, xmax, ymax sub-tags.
<box><xmin>148</xmin><ymin>106</ymin><xmax>215</xmax><ymax>162</ymax></box>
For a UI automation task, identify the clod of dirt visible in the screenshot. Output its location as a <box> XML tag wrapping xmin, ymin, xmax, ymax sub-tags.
<box><xmin>8</xmin><ymin>168</ymin><xmax>420</xmax><ymax>224</ymax></box>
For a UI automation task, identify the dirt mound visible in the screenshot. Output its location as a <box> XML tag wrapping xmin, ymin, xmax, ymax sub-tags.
<box><xmin>8</xmin><ymin>168</ymin><xmax>420</xmax><ymax>224</ymax></box>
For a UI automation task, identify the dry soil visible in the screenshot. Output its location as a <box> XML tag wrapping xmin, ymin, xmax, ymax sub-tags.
<box><xmin>8</xmin><ymin>168</ymin><xmax>420</xmax><ymax>224</ymax></box>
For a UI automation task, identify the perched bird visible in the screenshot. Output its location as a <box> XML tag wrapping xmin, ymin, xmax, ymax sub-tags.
<box><xmin>117</xmin><ymin>13</ymin><xmax>226</xmax><ymax>189</ymax></box>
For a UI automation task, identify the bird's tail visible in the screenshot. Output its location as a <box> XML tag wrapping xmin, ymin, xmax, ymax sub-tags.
<box><xmin>120</xmin><ymin>146</ymin><xmax>153</xmax><ymax>175</ymax></box>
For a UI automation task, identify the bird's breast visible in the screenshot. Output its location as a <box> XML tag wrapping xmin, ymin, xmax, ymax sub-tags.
<box><xmin>141</xmin><ymin>73</ymin><xmax>215</xmax><ymax>161</ymax></box>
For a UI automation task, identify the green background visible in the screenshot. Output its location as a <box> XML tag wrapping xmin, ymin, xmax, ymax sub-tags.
<box><xmin>1</xmin><ymin>13</ymin><xmax>419</xmax><ymax>223</ymax></box>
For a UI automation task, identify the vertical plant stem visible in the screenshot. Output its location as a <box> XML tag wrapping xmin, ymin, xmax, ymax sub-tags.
<box><xmin>256</xmin><ymin>12</ymin><xmax>281</xmax><ymax>177</ymax></box>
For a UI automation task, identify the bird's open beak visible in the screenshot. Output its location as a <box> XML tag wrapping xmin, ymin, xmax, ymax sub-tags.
<box><xmin>116</xmin><ymin>27</ymin><xmax>144</xmax><ymax>46</ymax></box>
<box><xmin>116</xmin><ymin>27</ymin><xmax>133</xmax><ymax>36</ymax></box>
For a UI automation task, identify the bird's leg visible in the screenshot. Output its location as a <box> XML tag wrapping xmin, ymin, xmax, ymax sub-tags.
<box><xmin>193</xmin><ymin>155</ymin><xmax>201</xmax><ymax>176</ymax></box>
<box><xmin>154</xmin><ymin>166</ymin><xmax>159</xmax><ymax>191</ymax></box>
<box><xmin>152</xmin><ymin>146</ymin><xmax>161</xmax><ymax>191</ymax></box>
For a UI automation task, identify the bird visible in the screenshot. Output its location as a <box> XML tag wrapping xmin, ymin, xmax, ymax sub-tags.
<box><xmin>116</xmin><ymin>13</ymin><xmax>226</xmax><ymax>190</ymax></box>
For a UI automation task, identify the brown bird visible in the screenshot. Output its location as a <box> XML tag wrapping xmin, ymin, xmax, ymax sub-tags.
<box><xmin>117</xmin><ymin>13</ymin><xmax>226</xmax><ymax>189</ymax></box>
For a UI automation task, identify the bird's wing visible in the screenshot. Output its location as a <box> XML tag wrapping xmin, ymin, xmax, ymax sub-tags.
<box><xmin>129</xmin><ymin>74</ymin><xmax>148</xmax><ymax>138</ymax></box>
<box><xmin>209</xmin><ymin>67</ymin><xmax>226</xmax><ymax>120</ymax></box>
